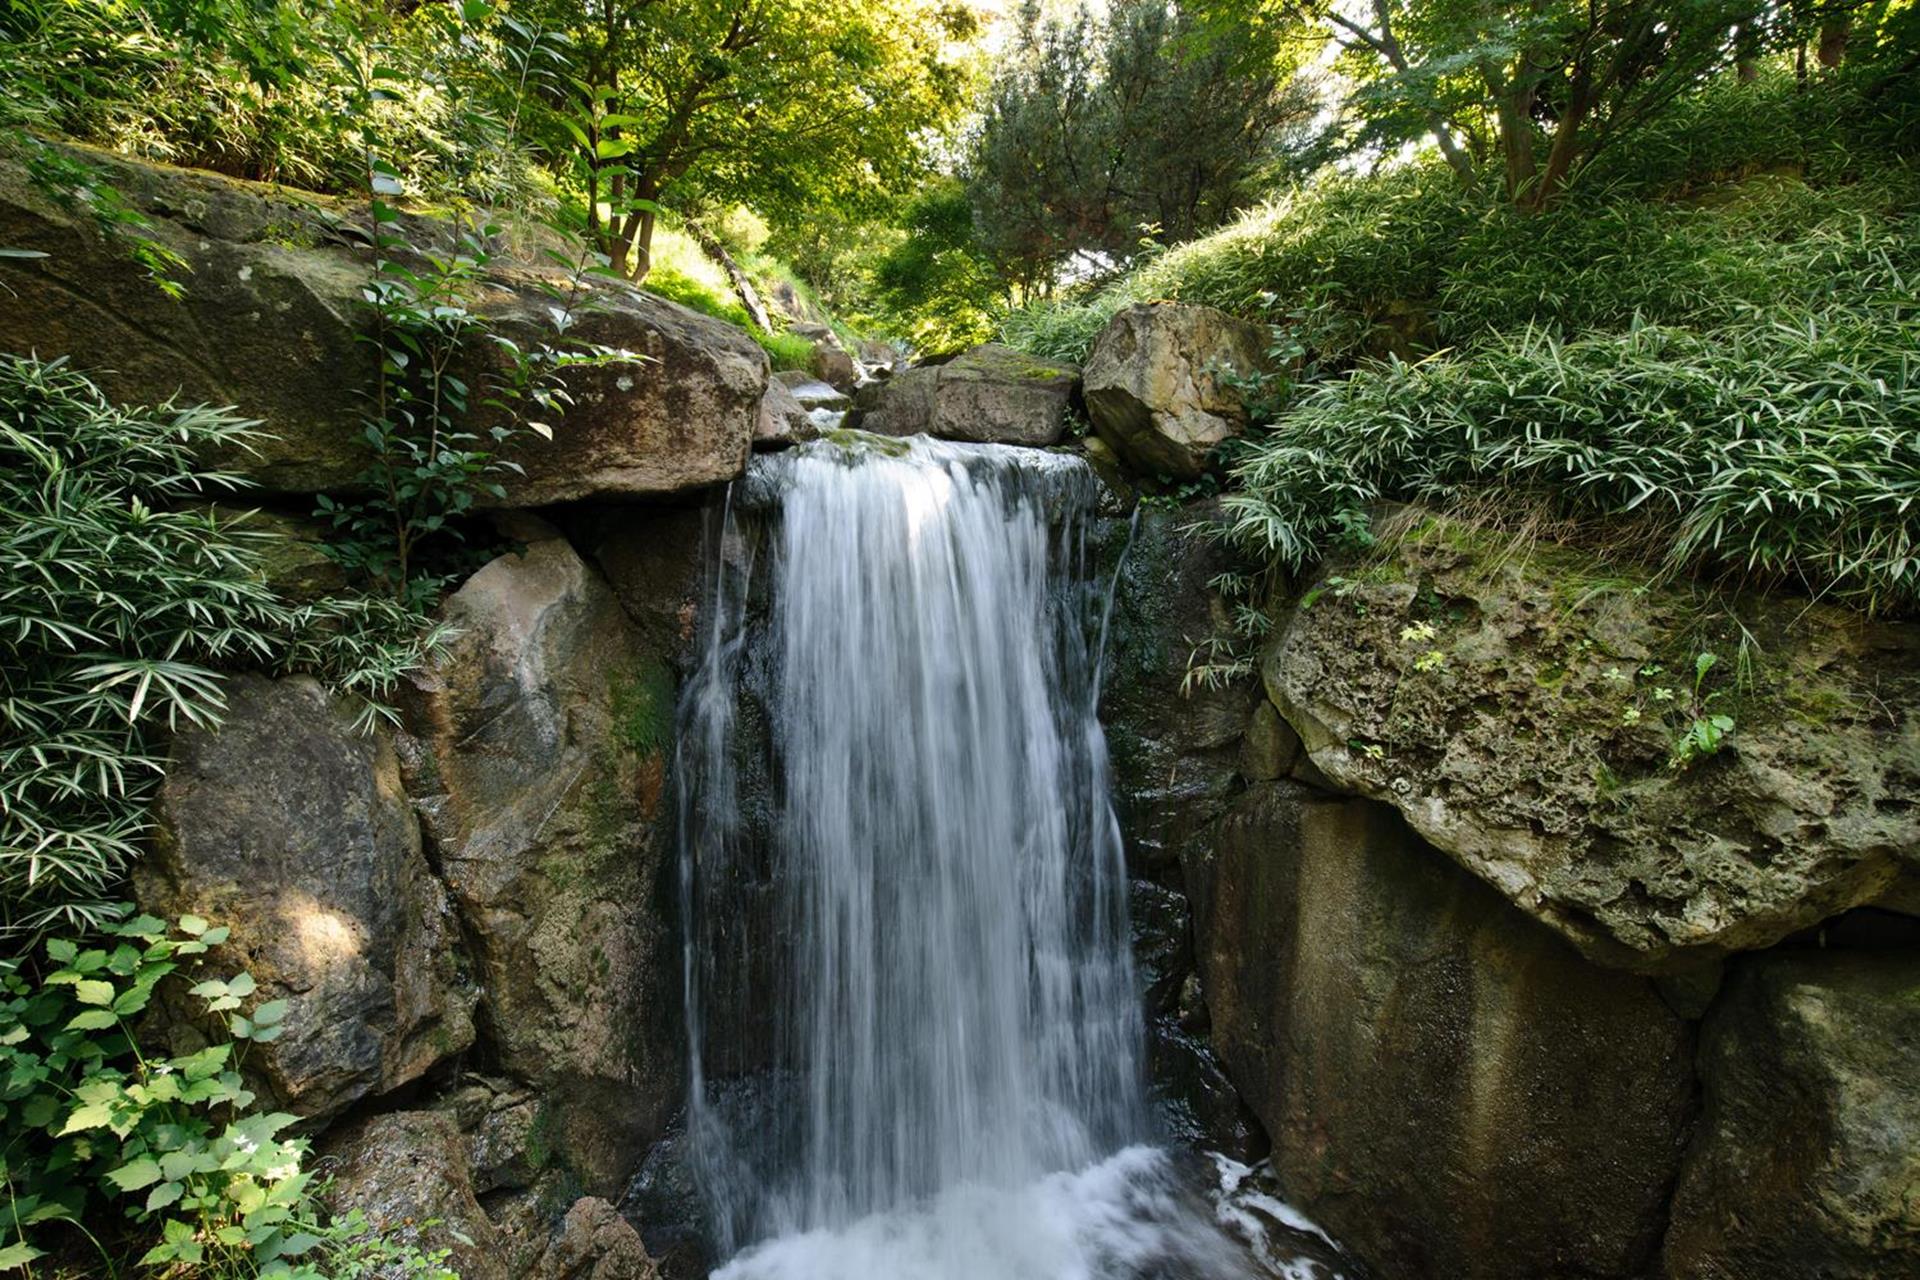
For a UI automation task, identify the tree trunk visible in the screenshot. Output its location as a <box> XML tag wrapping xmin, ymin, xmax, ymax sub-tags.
<box><xmin>689</xmin><ymin>219</ymin><xmax>773</xmax><ymax>331</ymax></box>
<box><xmin>1818</xmin><ymin>18</ymin><xmax>1850</xmax><ymax>68</ymax></box>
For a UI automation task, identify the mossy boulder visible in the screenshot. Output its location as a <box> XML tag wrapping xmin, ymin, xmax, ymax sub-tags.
<box><xmin>1083</xmin><ymin>302</ymin><xmax>1269</xmax><ymax>479</ymax></box>
<box><xmin>848</xmin><ymin>343</ymin><xmax>1078</xmax><ymax>445</ymax></box>
<box><xmin>395</xmin><ymin>537</ymin><xmax>681</xmax><ymax>1194</ymax></box>
<box><xmin>1263</xmin><ymin>514</ymin><xmax>1920</xmax><ymax>972</ymax></box>
<box><xmin>0</xmin><ymin>146</ymin><xmax>763</xmax><ymax>503</ymax></box>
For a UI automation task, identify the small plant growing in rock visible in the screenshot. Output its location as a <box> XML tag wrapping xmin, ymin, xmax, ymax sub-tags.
<box><xmin>1667</xmin><ymin>652</ymin><xmax>1737</xmax><ymax>771</ymax></box>
<box><xmin>1616</xmin><ymin>653</ymin><xmax>1736</xmax><ymax>769</ymax></box>
<box><xmin>1398</xmin><ymin>620</ymin><xmax>1447</xmax><ymax>672</ymax></box>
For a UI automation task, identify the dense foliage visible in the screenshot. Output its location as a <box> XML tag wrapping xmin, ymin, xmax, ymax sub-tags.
<box><xmin>0</xmin><ymin>356</ymin><xmax>443</xmax><ymax>942</ymax></box>
<box><xmin>1225</xmin><ymin>314</ymin><xmax>1920</xmax><ymax>610</ymax></box>
<box><xmin>0</xmin><ymin>913</ymin><xmax>451</xmax><ymax>1278</ymax></box>
<box><xmin>967</xmin><ymin>0</ymin><xmax>1318</xmax><ymax>295</ymax></box>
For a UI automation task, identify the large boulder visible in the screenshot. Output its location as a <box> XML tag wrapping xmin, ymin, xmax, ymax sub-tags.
<box><xmin>141</xmin><ymin>676</ymin><xmax>474</xmax><ymax>1123</ymax></box>
<box><xmin>1663</xmin><ymin>950</ymin><xmax>1920</xmax><ymax>1278</ymax></box>
<box><xmin>1188</xmin><ymin>781</ymin><xmax>1694</xmax><ymax>1280</ymax></box>
<box><xmin>1082</xmin><ymin>302</ymin><xmax>1269</xmax><ymax>479</ymax></box>
<box><xmin>851</xmin><ymin>344</ymin><xmax>1078</xmax><ymax>446</ymax></box>
<box><xmin>0</xmin><ymin>147</ymin><xmax>761</xmax><ymax>502</ymax></box>
<box><xmin>1263</xmin><ymin>513</ymin><xmax>1920</xmax><ymax>972</ymax></box>
<box><xmin>396</xmin><ymin>537</ymin><xmax>682</xmax><ymax>1194</ymax></box>
<box><xmin>528</xmin><ymin>1198</ymin><xmax>659</xmax><ymax>1280</ymax></box>
<box><xmin>788</xmin><ymin>323</ymin><xmax>858</xmax><ymax>391</ymax></box>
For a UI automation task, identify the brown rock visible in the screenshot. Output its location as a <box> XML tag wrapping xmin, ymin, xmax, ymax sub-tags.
<box><xmin>0</xmin><ymin>146</ymin><xmax>761</xmax><ymax>503</ymax></box>
<box><xmin>1187</xmin><ymin>782</ymin><xmax>1694</xmax><ymax>1280</ymax></box>
<box><xmin>141</xmin><ymin>675</ymin><xmax>474</xmax><ymax>1123</ymax></box>
<box><xmin>853</xmin><ymin>344</ymin><xmax>1078</xmax><ymax>446</ymax></box>
<box><xmin>1083</xmin><ymin>302</ymin><xmax>1269</xmax><ymax>479</ymax></box>
<box><xmin>1264</xmin><ymin>513</ymin><xmax>1920</xmax><ymax>971</ymax></box>
<box><xmin>321</xmin><ymin>1110</ymin><xmax>505</xmax><ymax>1280</ymax></box>
<box><xmin>397</xmin><ymin>538</ymin><xmax>681</xmax><ymax>1193</ymax></box>
<box><xmin>1663</xmin><ymin>950</ymin><xmax>1920</xmax><ymax>1279</ymax></box>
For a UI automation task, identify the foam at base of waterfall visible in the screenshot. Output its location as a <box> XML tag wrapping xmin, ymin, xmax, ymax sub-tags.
<box><xmin>711</xmin><ymin>1145</ymin><xmax>1337</xmax><ymax>1280</ymax></box>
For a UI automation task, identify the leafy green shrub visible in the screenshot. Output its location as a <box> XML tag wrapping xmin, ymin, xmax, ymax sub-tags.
<box><xmin>642</xmin><ymin>266</ymin><xmax>754</xmax><ymax>329</ymax></box>
<box><xmin>0</xmin><ymin>355</ymin><xmax>444</xmax><ymax>939</ymax></box>
<box><xmin>0</xmin><ymin>359</ymin><xmax>280</xmax><ymax>939</ymax></box>
<box><xmin>995</xmin><ymin>299</ymin><xmax>1121</xmax><ymax>365</ymax></box>
<box><xmin>998</xmin><ymin>73</ymin><xmax>1919</xmax><ymax>369</ymax></box>
<box><xmin>1225</xmin><ymin>313</ymin><xmax>1920</xmax><ymax>612</ymax></box>
<box><xmin>753</xmin><ymin>329</ymin><xmax>816</xmax><ymax>373</ymax></box>
<box><xmin>0</xmin><ymin>912</ymin><xmax>454</xmax><ymax>1278</ymax></box>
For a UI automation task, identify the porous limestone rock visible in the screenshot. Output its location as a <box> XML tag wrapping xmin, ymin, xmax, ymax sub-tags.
<box><xmin>1187</xmin><ymin>781</ymin><xmax>1694</xmax><ymax>1280</ymax></box>
<box><xmin>1663</xmin><ymin>950</ymin><xmax>1920</xmax><ymax>1279</ymax></box>
<box><xmin>1263</xmin><ymin>514</ymin><xmax>1920</xmax><ymax>971</ymax></box>
<box><xmin>1082</xmin><ymin>302</ymin><xmax>1269</xmax><ymax>479</ymax></box>
<box><xmin>142</xmin><ymin>675</ymin><xmax>474</xmax><ymax>1123</ymax></box>
<box><xmin>0</xmin><ymin>146</ymin><xmax>761</xmax><ymax>502</ymax></box>
<box><xmin>851</xmin><ymin>344</ymin><xmax>1078</xmax><ymax>446</ymax></box>
<box><xmin>397</xmin><ymin>537</ymin><xmax>681</xmax><ymax>1194</ymax></box>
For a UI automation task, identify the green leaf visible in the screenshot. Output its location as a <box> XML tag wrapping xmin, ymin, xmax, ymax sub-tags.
<box><xmin>0</xmin><ymin>1242</ymin><xmax>45</xmax><ymax>1269</ymax></box>
<box><xmin>178</xmin><ymin>914</ymin><xmax>209</xmax><ymax>936</ymax></box>
<box><xmin>64</xmin><ymin>1010</ymin><xmax>118</xmax><ymax>1032</ymax></box>
<box><xmin>74</xmin><ymin>979</ymin><xmax>115</xmax><ymax>1009</ymax></box>
<box><xmin>146</xmin><ymin>1181</ymin><xmax>184</xmax><ymax>1212</ymax></box>
<box><xmin>107</xmin><ymin>1155</ymin><xmax>164</xmax><ymax>1191</ymax></box>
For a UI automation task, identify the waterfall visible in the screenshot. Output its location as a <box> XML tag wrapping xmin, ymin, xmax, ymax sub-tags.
<box><xmin>675</xmin><ymin>437</ymin><xmax>1264</xmax><ymax>1280</ymax></box>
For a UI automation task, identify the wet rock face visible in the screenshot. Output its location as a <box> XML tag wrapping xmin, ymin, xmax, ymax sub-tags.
<box><xmin>1664</xmin><ymin>950</ymin><xmax>1920</xmax><ymax>1279</ymax></box>
<box><xmin>1083</xmin><ymin>302</ymin><xmax>1269</xmax><ymax>479</ymax></box>
<box><xmin>1098</xmin><ymin>506</ymin><xmax>1251</xmax><ymax>879</ymax></box>
<box><xmin>142</xmin><ymin>676</ymin><xmax>475</xmax><ymax>1124</ymax></box>
<box><xmin>1264</xmin><ymin>515</ymin><xmax>1920</xmax><ymax>972</ymax></box>
<box><xmin>850</xmin><ymin>343</ymin><xmax>1079</xmax><ymax>446</ymax></box>
<box><xmin>0</xmin><ymin>147</ymin><xmax>763</xmax><ymax>503</ymax></box>
<box><xmin>1188</xmin><ymin>781</ymin><xmax>1695</xmax><ymax>1280</ymax></box>
<box><xmin>397</xmin><ymin>537</ymin><xmax>683</xmax><ymax>1194</ymax></box>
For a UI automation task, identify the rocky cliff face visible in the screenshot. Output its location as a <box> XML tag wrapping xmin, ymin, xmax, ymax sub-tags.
<box><xmin>1100</xmin><ymin>503</ymin><xmax>1920</xmax><ymax>1280</ymax></box>
<box><xmin>5</xmin><ymin>149</ymin><xmax>755</xmax><ymax>1277</ymax></box>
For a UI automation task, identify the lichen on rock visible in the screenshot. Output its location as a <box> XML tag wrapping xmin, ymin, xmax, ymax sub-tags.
<box><xmin>1263</xmin><ymin>512</ymin><xmax>1920</xmax><ymax>971</ymax></box>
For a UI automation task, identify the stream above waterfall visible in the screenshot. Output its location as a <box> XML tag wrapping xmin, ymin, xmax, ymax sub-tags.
<box><xmin>673</xmin><ymin>437</ymin><xmax>1349</xmax><ymax>1280</ymax></box>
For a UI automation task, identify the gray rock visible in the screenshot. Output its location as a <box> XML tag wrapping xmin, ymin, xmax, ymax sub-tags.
<box><xmin>1238</xmin><ymin>700</ymin><xmax>1299</xmax><ymax>781</ymax></box>
<box><xmin>854</xmin><ymin>344</ymin><xmax>1078</xmax><ymax>446</ymax></box>
<box><xmin>142</xmin><ymin>676</ymin><xmax>474</xmax><ymax>1123</ymax></box>
<box><xmin>1083</xmin><ymin>302</ymin><xmax>1269</xmax><ymax>479</ymax></box>
<box><xmin>1187</xmin><ymin>781</ymin><xmax>1694</xmax><ymax>1280</ymax></box>
<box><xmin>754</xmin><ymin>376</ymin><xmax>814</xmax><ymax>448</ymax></box>
<box><xmin>1098</xmin><ymin>505</ymin><xmax>1248</xmax><ymax>876</ymax></box>
<box><xmin>1264</xmin><ymin>513</ymin><xmax>1920</xmax><ymax>971</ymax></box>
<box><xmin>1663</xmin><ymin>950</ymin><xmax>1920</xmax><ymax>1279</ymax></box>
<box><xmin>397</xmin><ymin>538</ymin><xmax>682</xmax><ymax>1194</ymax></box>
<box><xmin>0</xmin><ymin>146</ymin><xmax>761</xmax><ymax>503</ymax></box>
<box><xmin>772</xmin><ymin>370</ymin><xmax>851</xmax><ymax>411</ymax></box>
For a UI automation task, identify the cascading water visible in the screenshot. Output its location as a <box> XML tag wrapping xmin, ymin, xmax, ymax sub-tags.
<box><xmin>674</xmin><ymin>436</ymin><xmax>1303</xmax><ymax>1280</ymax></box>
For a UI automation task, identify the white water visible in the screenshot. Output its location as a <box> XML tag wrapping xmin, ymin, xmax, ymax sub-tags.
<box><xmin>676</xmin><ymin>437</ymin><xmax>1324</xmax><ymax>1279</ymax></box>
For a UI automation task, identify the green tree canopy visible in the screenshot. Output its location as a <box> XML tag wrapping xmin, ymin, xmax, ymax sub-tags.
<box><xmin>966</xmin><ymin>0</ymin><xmax>1318</xmax><ymax>295</ymax></box>
<box><xmin>532</xmin><ymin>0</ymin><xmax>982</xmax><ymax>279</ymax></box>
